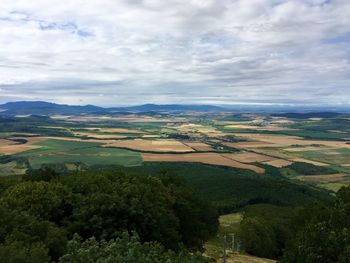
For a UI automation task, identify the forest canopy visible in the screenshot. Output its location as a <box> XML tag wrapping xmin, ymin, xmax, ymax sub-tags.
<box><xmin>0</xmin><ymin>168</ymin><xmax>218</xmax><ymax>262</ymax></box>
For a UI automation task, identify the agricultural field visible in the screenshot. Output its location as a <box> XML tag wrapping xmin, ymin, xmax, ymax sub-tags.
<box><xmin>0</xmin><ymin>110</ymin><xmax>349</xmax><ymax>191</ymax></box>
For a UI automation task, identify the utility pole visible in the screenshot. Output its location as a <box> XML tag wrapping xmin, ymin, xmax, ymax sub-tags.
<box><xmin>230</xmin><ymin>233</ymin><xmax>235</xmax><ymax>251</ymax></box>
<box><xmin>222</xmin><ymin>234</ymin><xmax>227</xmax><ymax>263</ymax></box>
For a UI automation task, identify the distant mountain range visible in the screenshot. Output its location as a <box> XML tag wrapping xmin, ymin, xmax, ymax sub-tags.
<box><xmin>271</xmin><ymin>112</ymin><xmax>342</xmax><ymax>119</ymax></box>
<box><xmin>0</xmin><ymin>101</ymin><xmax>348</xmax><ymax>116</ymax></box>
<box><xmin>0</xmin><ymin>101</ymin><xmax>226</xmax><ymax>115</ymax></box>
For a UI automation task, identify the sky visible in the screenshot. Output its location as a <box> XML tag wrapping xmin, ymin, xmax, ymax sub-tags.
<box><xmin>0</xmin><ymin>0</ymin><xmax>349</xmax><ymax>106</ymax></box>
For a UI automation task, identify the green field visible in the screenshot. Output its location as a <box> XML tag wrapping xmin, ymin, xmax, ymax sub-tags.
<box><xmin>294</xmin><ymin>148</ymin><xmax>350</xmax><ymax>166</ymax></box>
<box><xmin>16</xmin><ymin>139</ymin><xmax>142</xmax><ymax>168</ymax></box>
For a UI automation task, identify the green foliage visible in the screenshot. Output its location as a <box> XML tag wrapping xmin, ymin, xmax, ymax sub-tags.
<box><xmin>1</xmin><ymin>181</ymin><xmax>73</xmax><ymax>223</ymax></box>
<box><xmin>282</xmin><ymin>185</ymin><xmax>350</xmax><ymax>262</ymax></box>
<box><xmin>287</xmin><ymin>162</ymin><xmax>338</xmax><ymax>175</ymax></box>
<box><xmin>0</xmin><ymin>168</ymin><xmax>217</xmax><ymax>261</ymax></box>
<box><xmin>157</xmin><ymin>173</ymin><xmax>219</xmax><ymax>249</ymax></box>
<box><xmin>59</xmin><ymin>233</ymin><xmax>209</xmax><ymax>263</ymax></box>
<box><xmin>0</xmin><ymin>241</ymin><xmax>50</xmax><ymax>263</ymax></box>
<box><xmin>62</xmin><ymin>171</ymin><xmax>181</xmax><ymax>250</ymax></box>
<box><xmin>127</xmin><ymin>163</ymin><xmax>331</xmax><ymax>213</ymax></box>
<box><xmin>24</xmin><ymin>167</ymin><xmax>61</xmax><ymax>181</ymax></box>
<box><xmin>239</xmin><ymin>217</ymin><xmax>277</xmax><ymax>258</ymax></box>
<box><xmin>0</xmin><ymin>205</ymin><xmax>67</xmax><ymax>260</ymax></box>
<box><xmin>238</xmin><ymin>204</ymin><xmax>295</xmax><ymax>259</ymax></box>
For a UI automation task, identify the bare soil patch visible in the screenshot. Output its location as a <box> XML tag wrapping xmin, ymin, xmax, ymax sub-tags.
<box><xmin>0</xmin><ymin>137</ymin><xmax>48</xmax><ymax>154</ymax></box>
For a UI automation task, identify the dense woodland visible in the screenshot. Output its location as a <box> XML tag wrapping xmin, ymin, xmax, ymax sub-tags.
<box><xmin>0</xmin><ymin>168</ymin><xmax>218</xmax><ymax>262</ymax></box>
<box><xmin>238</xmin><ymin>186</ymin><xmax>350</xmax><ymax>262</ymax></box>
<box><xmin>1</xmin><ymin>165</ymin><xmax>349</xmax><ymax>262</ymax></box>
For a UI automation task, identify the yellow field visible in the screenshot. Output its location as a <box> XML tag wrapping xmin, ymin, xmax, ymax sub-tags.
<box><xmin>297</xmin><ymin>174</ymin><xmax>346</xmax><ymax>182</ymax></box>
<box><xmin>290</xmin><ymin>158</ymin><xmax>328</xmax><ymax>166</ymax></box>
<box><xmin>219</xmin><ymin>254</ymin><xmax>277</xmax><ymax>263</ymax></box>
<box><xmin>85</xmin><ymin>127</ymin><xmax>143</xmax><ymax>134</ymax></box>
<box><xmin>227</xmin><ymin>133</ymin><xmax>350</xmax><ymax>149</ymax></box>
<box><xmin>73</xmin><ymin>132</ymin><xmax>126</xmax><ymax>139</ymax></box>
<box><xmin>105</xmin><ymin>139</ymin><xmax>194</xmax><ymax>152</ymax></box>
<box><xmin>142</xmin><ymin>153</ymin><xmax>265</xmax><ymax>173</ymax></box>
<box><xmin>262</xmin><ymin>159</ymin><xmax>293</xmax><ymax>168</ymax></box>
<box><xmin>173</xmin><ymin>123</ymin><xmax>225</xmax><ymax>137</ymax></box>
<box><xmin>184</xmin><ymin>141</ymin><xmax>213</xmax><ymax>151</ymax></box>
<box><xmin>225</xmin><ymin>152</ymin><xmax>276</xmax><ymax>163</ymax></box>
<box><xmin>225</xmin><ymin>124</ymin><xmax>296</xmax><ymax>131</ymax></box>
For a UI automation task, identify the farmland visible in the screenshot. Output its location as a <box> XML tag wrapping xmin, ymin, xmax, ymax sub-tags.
<box><xmin>0</xmin><ymin>110</ymin><xmax>349</xmax><ymax>192</ymax></box>
<box><xmin>1</xmin><ymin>107</ymin><xmax>349</xmax><ymax>262</ymax></box>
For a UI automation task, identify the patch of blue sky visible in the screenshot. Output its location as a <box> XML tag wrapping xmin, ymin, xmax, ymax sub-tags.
<box><xmin>39</xmin><ymin>21</ymin><xmax>93</xmax><ymax>37</ymax></box>
<box><xmin>322</xmin><ymin>32</ymin><xmax>350</xmax><ymax>44</ymax></box>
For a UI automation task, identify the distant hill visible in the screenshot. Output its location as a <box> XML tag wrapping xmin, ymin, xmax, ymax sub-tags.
<box><xmin>111</xmin><ymin>103</ymin><xmax>225</xmax><ymax>112</ymax></box>
<box><xmin>271</xmin><ymin>112</ymin><xmax>341</xmax><ymax>119</ymax></box>
<box><xmin>0</xmin><ymin>101</ymin><xmax>227</xmax><ymax>116</ymax></box>
<box><xmin>0</xmin><ymin>101</ymin><xmax>105</xmax><ymax>115</ymax></box>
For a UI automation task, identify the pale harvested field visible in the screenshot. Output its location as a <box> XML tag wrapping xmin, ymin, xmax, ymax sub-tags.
<box><xmin>263</xmin><ymin>159</ymin><xmax>293</xmax><ymax>167</ymax></box>
<box><xmin>219</xmin><ymin>254</ymin><xmax>277</xmax><ymax>263</ymax></box>
<box><xmin>225</xmin><ymin>124</ymin><xmax>296</xmax><ymax>131</ymax></box>
<box><xmin>228</xmin><ymin>133</ymin><xmax>350</xmax><ymax>149</ymax></box>
<box><xmin>0</xmin><ymin>137</ymin><xmax>47</xmax><ymax>154</ymax></box>
<box><xmin>142</xmin><ymin>153</ymin><xmax>265</xmax><ymax>173</ymax></box>
<box><xmin>73</xmin><ymin>132</ymin><xmax>126</xmax><ymax>139</ymax></box>
<box><xmin>252</xmin><ymin>148</ymin><xmax>296</xmax><ymax>159</ymax></box>
<box><xmin>285</xmin><ymin>146</ymin><xmax>330</xmax><ymax>152</ymax></box>
<box><xmin>290</xmin><ymin>158</ymin><xmax>328</xmax><ymax>166</ymax></box>
<box><xmin>224</xmin><ymin>152</ymin><xmax>276</xmax><ymax>163</ymax></box>
<box><xmin>42</xmin><ymin>136</ymin><xmax>106</xmax><ymax>143</ymax></box>
<box><xmin>105</xmin><ymin>139</ymin><xmax>194</xmax><ymax>152</ymax></box>
<box><xmin>142</xmin><ymin>134</ymin><xmax>160</xmax><ymax>138</ymax></box>
<box><xmin>184</xmin><ymin>142</ymin><xmax>213</xmax><ymax>151</ymax></box>
<box><xmin>174</xmin><ymin>124</ymin><xmax>226</xmax><ymax>137</ymax></box>
<box><xmin>270</xmin><ymin>117</ymin><xmax>294</xmax><ymax>124</ymax></box>
<box><xmin>85</xmin><ymin>127</ymin><xmax>144</xmax><ymax>134</ymax></box>
<box><xmin>297</xmin><ymin>174</ymin><xmax>346</xmax><ymax>182</ymax></box>
<box><xmin>328</xmin><ymin>130</ymin><xmax>347</xmax><ymax>134</ymax></box>
<box><xmin>224</xmin><ymin>141</ymin><xmax>274</xmax><ymax>149</ymax></box>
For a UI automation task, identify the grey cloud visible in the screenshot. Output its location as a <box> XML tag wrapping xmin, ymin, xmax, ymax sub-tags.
<box><xmin>0</xmin><ymin>0</ymin><xmax>349</xmax><ymax>106</ymax></box>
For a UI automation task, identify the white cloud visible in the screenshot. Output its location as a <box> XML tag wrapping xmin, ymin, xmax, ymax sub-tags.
<box><xmin>0</xmin><ymin>0</ymin><xmax>349</xmax><ymax>106</ymax></box>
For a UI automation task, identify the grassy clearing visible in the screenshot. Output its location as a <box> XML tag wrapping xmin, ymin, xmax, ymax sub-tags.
<box><xmin>317</xmin><ymin>182</ymin><xmax>348</xmax><ymax>192</ymax></box>
<box><xmin>205</xmin><ymin>213</ymin><xmax>242</xmax><ymax>259</ymax></box>
<box><xmin>0</xmin><ymin>161</ymin><xmax>26</xmax><ymax>176</ymax></box>
<box><xmin>205</xmin><ymin>212</ymin><xmax>277</xmax><ymax>263</ymax></box>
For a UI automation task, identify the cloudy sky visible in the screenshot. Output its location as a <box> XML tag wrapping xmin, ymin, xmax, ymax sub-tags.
<box><xmin>0</xmin><ymin>0</ymin><xmax>349</xmax><ymax>106</ymax></box>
